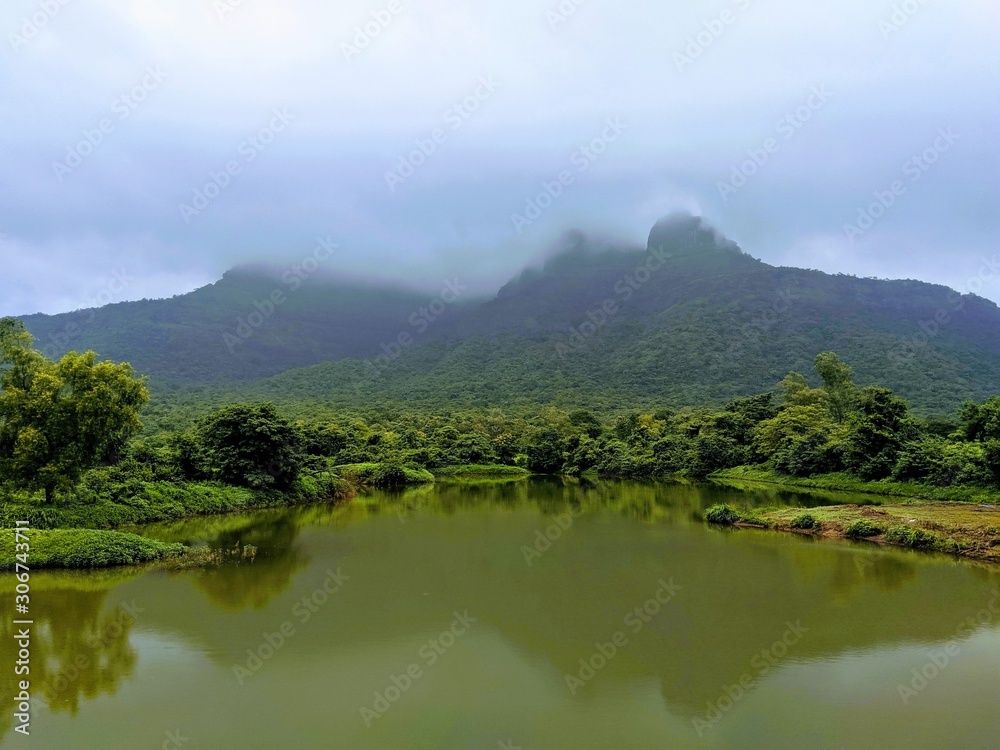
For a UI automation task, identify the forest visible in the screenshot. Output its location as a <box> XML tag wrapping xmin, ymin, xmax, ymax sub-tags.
<box><xmin>5</xmin><ymin>313</ymin><xmax>1000</xmax><ymax>522</ymax></box>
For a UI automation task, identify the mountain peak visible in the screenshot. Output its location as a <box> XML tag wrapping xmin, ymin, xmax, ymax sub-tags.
<box><xmin>646</xmin><ymin>213</ymin><xmax>742</xmax><ymax>259</ymax></box>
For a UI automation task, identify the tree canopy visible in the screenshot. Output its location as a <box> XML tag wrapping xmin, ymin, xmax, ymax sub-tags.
<box><xmin>0</xmin><ymin>318</ymin><xmax>149</xmax><ymax>501</ymax></box>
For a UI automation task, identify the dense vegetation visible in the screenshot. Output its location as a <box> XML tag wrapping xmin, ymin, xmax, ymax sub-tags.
<box><xmin>8</xmin><ymin>343</ymin><xmax>1000</xmax><ymax>517</ymax></box>
<box><xmin>0</xmin><ymin>529</ymin><xmax>183</xmax><ymax>570</ymax></box>
<box><xmin>6</xmin><ymin>216</ymin><xmax>1000</xmax><ymax>568</ymax></box>
<box><xmin>20</xmin><ymin>215</ymin><xmax>1000</xmax><ymax>415</ymax></box>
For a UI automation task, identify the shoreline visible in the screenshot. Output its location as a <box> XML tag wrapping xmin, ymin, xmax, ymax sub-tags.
<box><xmin>710</xmin><ymin>467</ymin><xmax>1000</xmax><ymax>505</ymax></box>
<box><xmin>0</xmin><ymin>463</ymin><xmax>528</xmax><ymax>570</ymax></box>
<box><xmin>703</xmin><ymin>469</ymin><xmax>1000</xmax><ymax>563</ymax></box>
<box><xmin>6</xmin><ymin>466</ymin><xmax>1000</xmax><ymax>569</ymax></box>
<box><xmin>704</xmin><ymin>499</ymin><xmax>1000</xmax><ymax>563</ymax></box>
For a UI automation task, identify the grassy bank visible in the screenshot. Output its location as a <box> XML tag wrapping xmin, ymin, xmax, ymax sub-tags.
<box><xmin>0</xmin><ymin>476</ymin><xmax>353</xmax><ymax>531</ymax></box>
<box><xmin>431</xmin><ymin>464</ymin><xmax>530</xmax><ymax>478</ymax></box>
<box><xmin>0</xmin><ymin>529</ymin><xmax>185</xmax><ymax>570</ymax></box>
<box><xmin>335</xmin><ymin>463</ymin><xmax>435</xmax><ymax>485</ymax></box>
<box><xmin>0</xmin><ymin>475</ymin><xmax>352</xmax><ymax>569</ymax></box>
<box><xmin>704</xmin><ymin>501</ymin><xmax>1000</xmax><ymax>562</ymax></box>
<box><xmin>712</xmin><ymin>467</ymin><xmax>1000</xmax><ymax>504</ymax></box>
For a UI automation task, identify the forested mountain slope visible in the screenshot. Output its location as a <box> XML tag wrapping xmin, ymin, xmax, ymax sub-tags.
<box><xmin>18</xmin><ymin>214</ymin><xmax>1000</xmax><ymax>413</ymax></box>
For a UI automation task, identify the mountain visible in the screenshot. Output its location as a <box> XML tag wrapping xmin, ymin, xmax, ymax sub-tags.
<box><xmin>18</xmin><ymin>265</ymin><xmax>476</xmax><ymax>389</ymax></box>
<box><xmin>17</xmin><ymin>214</ymin><xmax>1000</xmax><ymax>414</ymax></box>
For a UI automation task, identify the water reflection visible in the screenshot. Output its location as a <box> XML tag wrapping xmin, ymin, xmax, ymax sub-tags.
<box><xmin>183</xmin><ymin>515</ymin><xmax>309</xmax><ymax>611</ymax></box>
<box><xmin>0</xmin><ymin>572</ymin><xmax>142</xmax><ymax>742</ymax></box>
<box><xmin>6</xmin><ymin>480</ymin><xmax>1000</xmax><ymax>749</ymax></box>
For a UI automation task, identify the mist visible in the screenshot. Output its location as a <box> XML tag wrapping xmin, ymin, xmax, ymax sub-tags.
<box><xmin>1</xmin><ymin>0</ymin><xmax>997</xmax><ymax>315</ymax></box>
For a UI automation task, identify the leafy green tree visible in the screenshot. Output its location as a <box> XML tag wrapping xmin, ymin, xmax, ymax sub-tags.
<box><xmin>688</xmin><ymin>434</ymin><xmax>741</xmax><ymax>477</ymax></box>
<box><xmin>568</xmin><ymin>410</ymin><xmax>603</xmax><ymax>438</ymax></box>
<box><xmin>198</xmin><ymin>403</ymin><xmax>303</xmax><ymax>490</ymax></box>
<box><xmin>0</xmin><ymin>318</ymin><xmax>149</xmax><ymax>502</ymax></box>
<box><xmin>778</xmin><ymin>372</ymin><xmax>827</xmax><ymax>407</ymax></box>
<box><xmin>524</xmin><ymin>427</ymin><xmax>566</xmax><ymax>474</ymax></box>
<box><xmin>753</xmin><ymin>404</ymin><xmax>844</xmax><ymax>476</ymax></box>
<box><xmin>958</xmin><ymin>397</ymin><xmax>1000</xmax><ymax>442</ymax></box>
<box><xmin>815</xmin><ymin>351</ymin><xmax>857</xmax><ymax>423</ymax></box>
<box><xmin>844</xmin><ymin>387</ymin><xmax>917</xmax><ymax>480</ymax></box>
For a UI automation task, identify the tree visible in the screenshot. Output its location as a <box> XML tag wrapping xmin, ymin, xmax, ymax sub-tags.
<box><xmin>198</xmin><ymin>403</ymin><xmax>303</xmax><ymax>490</ymax></box>
<box><xmin>844</xmin><ymin>386</ymin><xmax>916</xmax><ymax>480</ymax></box>
<box><xmin>958</xmin><ymin>397</ymin><xmax>1000</xmax><ymax>442</ymax></box>
<box><xmin>778</xmin><ymin>372</ymin><xmax>826</xmax><ymax>407</ymax></box>
<box><xmin>815</xmin><ymin>352</ymin><xmax>857</xmax><ymax>423</ymax></box>
<box><xmin>524</xmin><ymin>427</ymin><xmax>566</xmax><ymax>474</ymax></box>
<box><xmin>0</xmin><ymin>318</ymin><xmax>149</xmax><ymax>502</ymax></box>
<box><xmin>753</xmin><ymin>403</ymin><xmax>843</xmax><ymax>475</ymax></box>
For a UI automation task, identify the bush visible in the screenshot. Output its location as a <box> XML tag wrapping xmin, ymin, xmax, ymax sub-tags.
<box><xmin>0</xmin><ymin>529</ymin><xmax>184</xmax><ymax>569</ymax></box>
<box><xmin>335</xmin><ymin>463</ymin><xmax>433</xmax><ymax>486</ymax></box>
<box><xmin>791</xmin><ymin>513</ymin><xmax>817</xmax><ymax>529</ymax></box>
<box><xmin>373</xmin><ymin>464</ymin><xmax>409</xmax><ymax>487</ymax></box>
<box><xmin>844</xmin><ymin>519</ymin><xmax>882</xmax><ymax>538</ymax></box>
<box><xmin>705</xmin><ymin>504</ymin><xmax>740</xmax><ymax>525</ymax></box>
<box><xmin>884</xmin><ymin>525</ymin><xmax>937</xmax><ymax>549</ymax></box>
<box><xmin>198</xmin><ymin>403</ymin><xmax>304</xmax><ymax>490</ymax></box>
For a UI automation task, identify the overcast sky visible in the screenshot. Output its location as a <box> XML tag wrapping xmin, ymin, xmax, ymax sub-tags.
<box><xmin>1</xmin><ymin>0</ymin><xmax>997</xmax><ymax>315</ymax></box>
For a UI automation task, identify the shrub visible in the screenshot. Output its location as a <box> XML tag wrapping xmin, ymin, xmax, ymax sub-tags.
<box><xmin>844</xmin><ymin>519</ymin><xmax>882</xmax><ymax>538</ymax></box>
<box><xmin>372</xmin><ymin>464</ymin><xmax>409</xmax><ymax>487</ymax></box>
<box><xmin>791</xmin><ymin>513</ymin><xmax>817</xmax><ymax>529</ymax></box>
<box><xmin>884</xmin><ymin>525</ymin><xmax>937</xmax><ymax>549</ymax></box>
<box><xmin>705</xmin><ymin>504</ymin><xmax>740</xmax><ymax>525</ymax></box>
<box><xmin>0</xmin><ymin>529</ymin><xmax>184</xmax><ymax>570</ymax></box>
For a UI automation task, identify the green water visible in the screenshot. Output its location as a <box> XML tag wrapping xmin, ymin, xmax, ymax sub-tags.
<box><xmin>3</xmin><ymin>479</ymin><xmax>1000</xmax><ymax>749</ymax></box>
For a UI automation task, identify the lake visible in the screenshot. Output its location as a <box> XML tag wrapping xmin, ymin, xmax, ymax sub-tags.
<box><xmin>3</xmin><ymin>479</ymin><xmax>999</xmax><ymax>749</ymax></box>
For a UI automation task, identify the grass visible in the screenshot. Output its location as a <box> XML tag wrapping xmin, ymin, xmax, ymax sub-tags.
<box><xmin>0</xmin><ymin>472</ymin><xmax>352</xmax><ymax>570</ymax></box>
<box><xmin>746</xmin><ymin>503</ymin><xmax>1000</xmax><ymax>560</ymax></box>
<box><xmin>335</xmin><ymin>463</ymin><xmax>435</xmax><ymax>486</ymax></box>
<box><xmin>704</xmin><ymin>504</ymin><xmax>741</xmax><ymax>525</ymax></box>
<box><xmin>0</xmin><ymin>529</ymin><xmax>185</xmax><ymax>570</ymax></box>
<box><xmin>790</xmin><ymin>513</ymin><xmax>817</xmax><ymax>530</ymax></box>
<box><xmin>712</xmin><ymin>467</ymin><xmax>1000</xmax><ymax>504</ymax></box>
<box><xmin>0</xmin><ymin>475</ymin><xmax>353</xmax><ymax>531</ymax></box>
<box><xmin>844</xmin><ymin>519</ymin><xmax>883</xmax><ymax>538</ymax></box>
<box><xmin>432</xmin><ymin>464</ymin><xmax>530</xmax><ymax>478</ymax></box>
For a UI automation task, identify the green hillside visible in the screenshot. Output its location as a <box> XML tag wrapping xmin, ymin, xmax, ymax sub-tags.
<box><xmin>18</xmin><ymin>214</ymin><xmax>1000</xmax><ymax>415</ymax></box>
<box><xmin>19</xmin><ymin>265</ymin><xmax>475</xmax><ymax>389</ymax></box>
